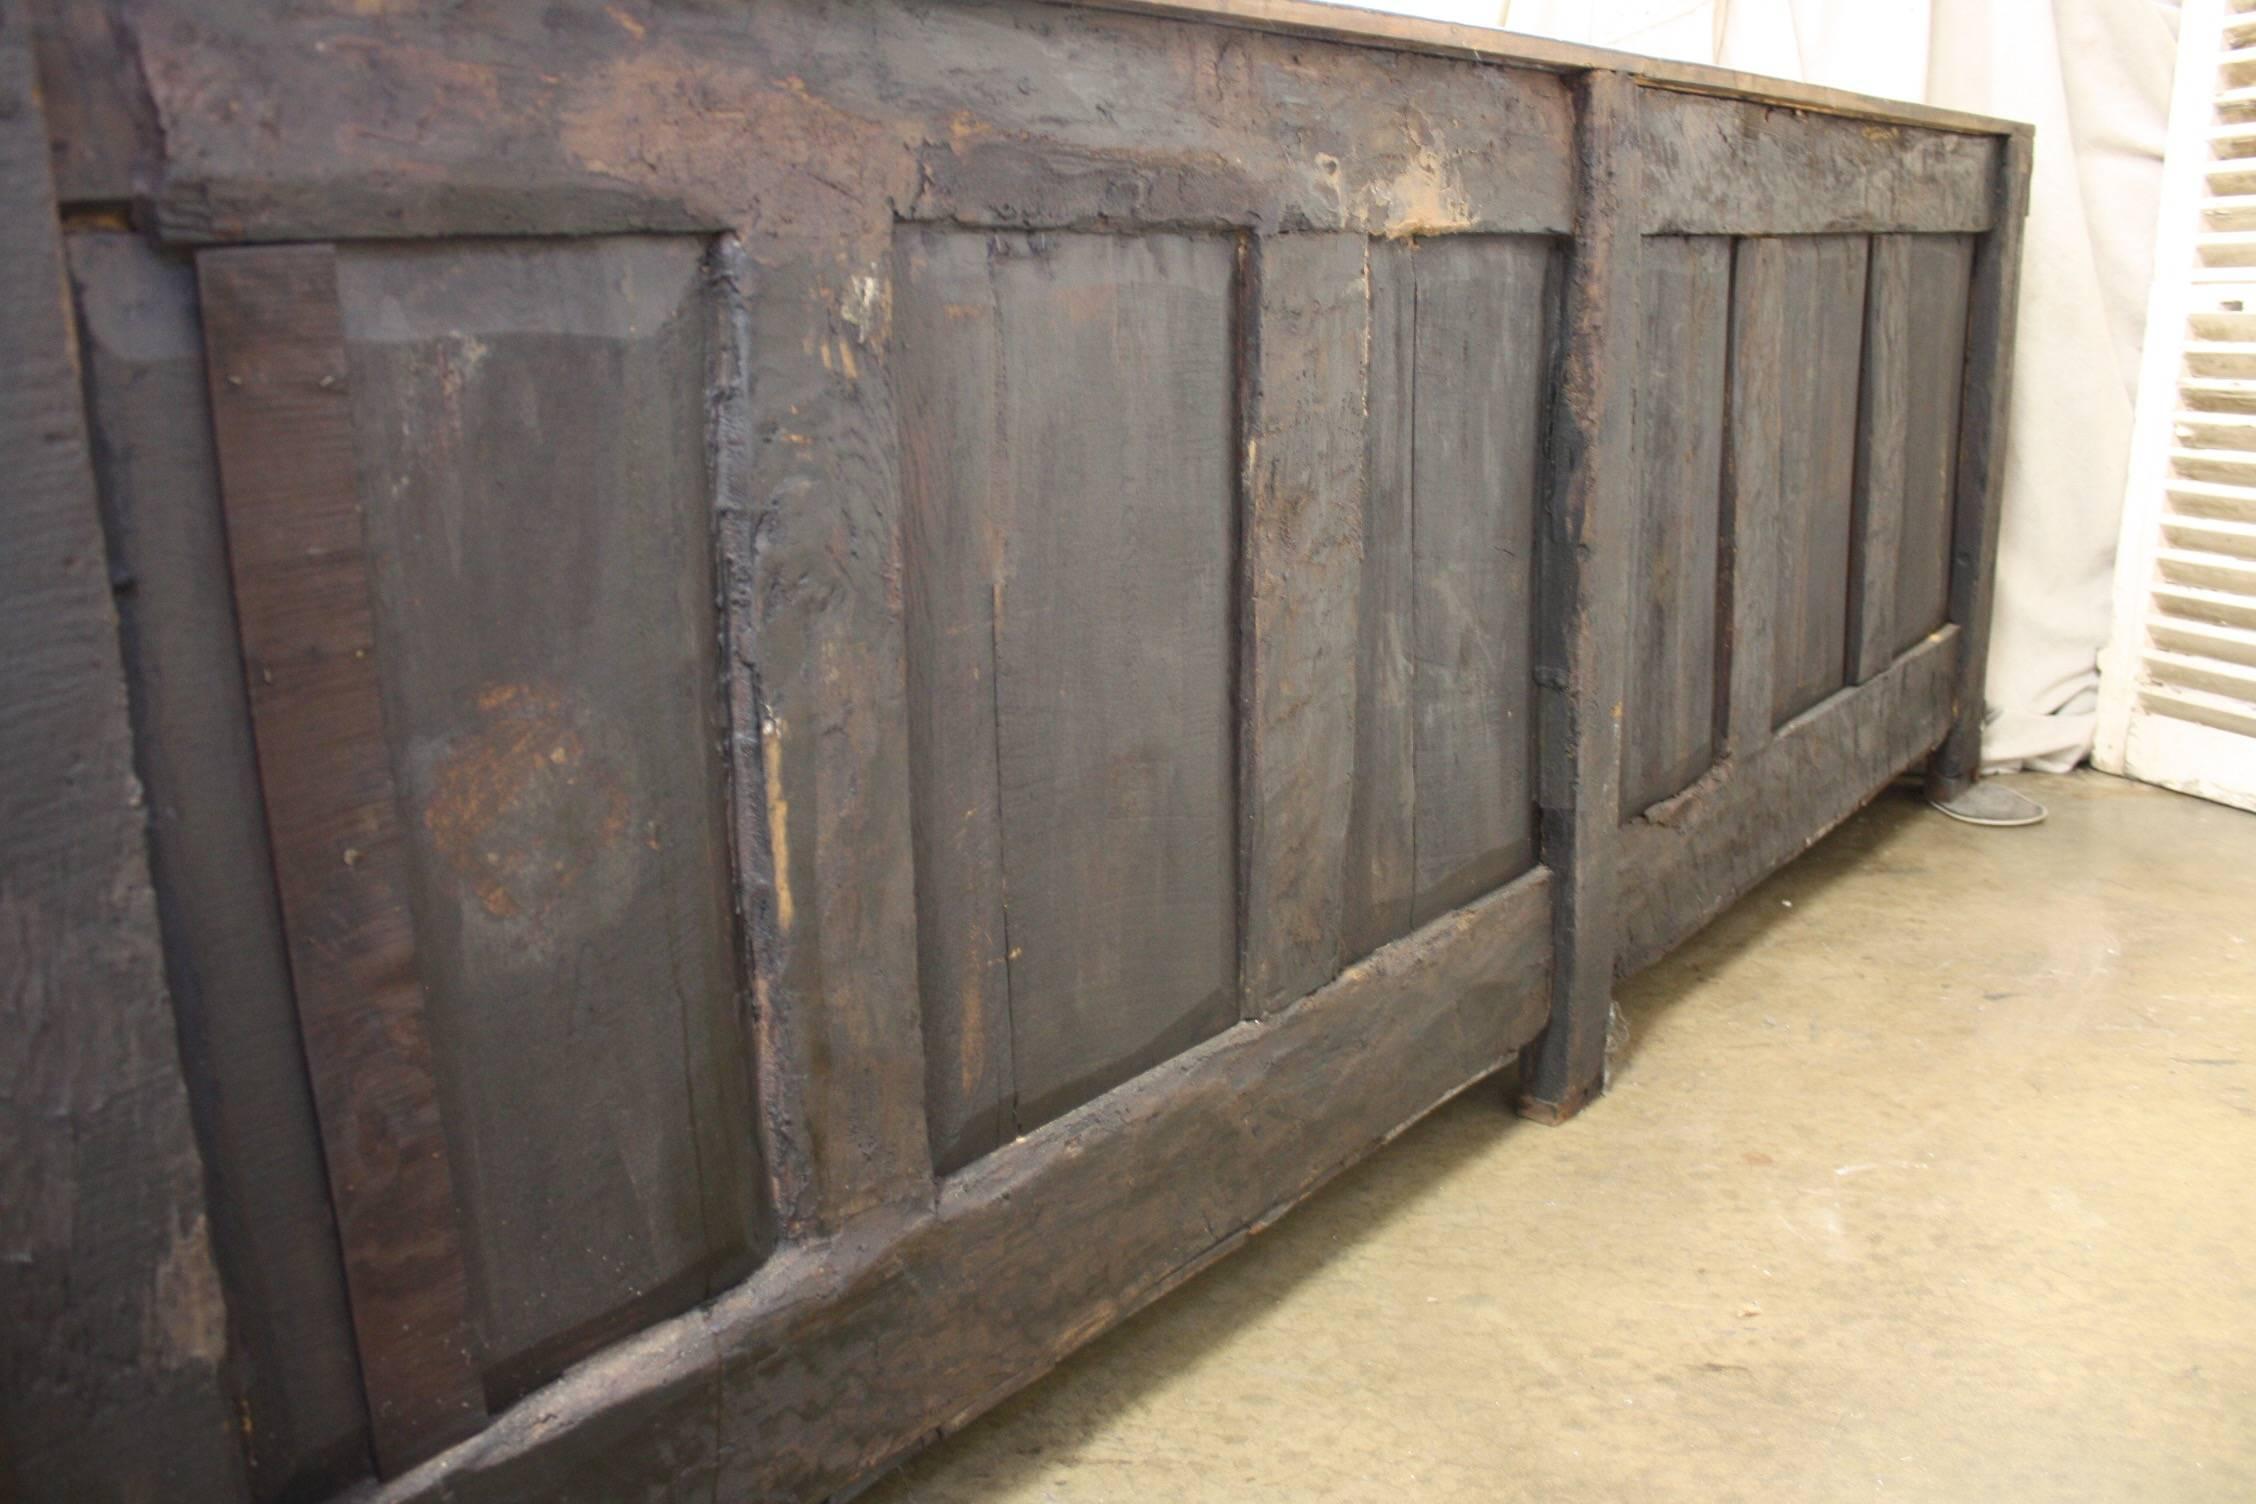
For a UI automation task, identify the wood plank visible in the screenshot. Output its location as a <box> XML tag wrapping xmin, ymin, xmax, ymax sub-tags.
<box><xmin>197</xmin><ymin>242</ymin><xmax>485</xmax><ymax>1475</ymax></box>
<box><xmin>0</xmin><ymin>17</ymin><xmax>247</xmax><ymax>1498</ymax></box>
<box><xmin>1618</xmin><ymin>627</ymin><xmax>1958</xmax><ymax>976</ymax></box>
<box><xmin>363</xmin><ymin>868</ymin><xmax>1555</xmax><ymax>1504</ymax></box>
<box><xmin>1895</xmin><ymin>234</ymin><xmax>1977</xmax><ymax>655</ymax></box>
<box><xmin>331</xmin><ymin>237</ymin><xmax>759</xmax><ymax>1401</ymax></box>
<box><xmin>1240</xmin><ymin>232</ymin><xmax>1371</xmax><ymax>1015</ymax></box>
<box><xmin>1930</xmin><ymin>136</ymin><xmax>2034</xmax><ymax>798</ymax></box>
<box><xmin>1621</xmin><ymin>235</ymin><xmax>1730</xmax><ymax>817</ymax></box>
<box><xmin>987</xmin><ymin>232</ymin><xmax>1240</xmax><ymax>1130</ymax></box>
<box><xmin>1766</xmin><ymin>235</ymin><xmax>1869</xmax><ymax>727</ymax></box>
<box><xmin>1850</xmin><ymin>235</ymin><xmax>1914</xmax><ymax>684</ymax></box>
<box><xmin>895</xmin><ymin>226</ymin><xmax>1018</xmax><ymax>1174</ymax></box>
<box><xmin>1342</xmin><ymin>239</ymin><xmax>1419</xmax><ymax>962</ymax></box>
<box><xmin>724</xmin><ymin>257</ymin><xmax>933</xmax><ymax>1232</ymax></box>
<box><xmin>67</xmin><ymin>230</ymin><xmax>370</xmax><ymax>1499</ymax></box>
<box><xmin>1520</xmin><ymin>69</ymin><xmax>1640</xmax><ymax>1120</ymax></box>
<box><xmin>1720</xmin><ymin>237</ymin><xmax>1785</xmax><ymax>758</ymax></box>
<box><xmin>1409</xmin><ymin>234</ymin><xmax>1551</xmax><ymax>923</ymax></box>
<box><xmin>1638</xmin><ymin>90</ymin><xmax>1999</xmax><ymax>235</ymax></box>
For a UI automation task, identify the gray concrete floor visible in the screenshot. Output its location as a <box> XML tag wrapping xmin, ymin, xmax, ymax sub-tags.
<box><xmin>864</xmin><ymin>772</ymin><xmax>2256</xmax><ymax>1502</ymax></box>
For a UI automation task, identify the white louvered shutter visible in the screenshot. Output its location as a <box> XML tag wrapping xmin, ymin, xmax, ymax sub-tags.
<box><xmin>2097</xmin><ymin>0</ymin><xmax>2256</xmax><ymax>813</ymax></box>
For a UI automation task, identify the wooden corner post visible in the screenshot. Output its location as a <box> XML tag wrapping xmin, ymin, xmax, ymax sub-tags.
<box><xmin>1520</xmin><ymin>69</ymin><xmax>1640</xmax><ymax>1122</ymax></box>
<box><xmin>1926</xmin><ymin>130</ymin><xmax>2034</xmax><ymax>801</ymax></box>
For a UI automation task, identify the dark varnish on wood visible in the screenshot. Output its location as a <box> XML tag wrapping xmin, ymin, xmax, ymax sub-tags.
<box><xmin>1408</xmin><ymin>235</ymin><xmax>1551</xmax><ymax>922</ymax></box>
<box><xmin>1240</xmin><ymin>232</ymin><xmax>1371</xmax><ymax>1016</ymax></box>
<box><xmin>1752</xmin><ymin>235</ymin><xmax>1868</xmax><ymax>727</ymax></box>
<box><xmin>333</xmin><ymin>238</ymin><xmax>759</xmax><ymax>1402</ymax></box>
<box><xmin>1622</xmin><ymin>235</ymin><xmax>1730</xmax><ymax>817</ymax></box>
<box><xmin>897</xmin><ymin>229</ymin><xmax>1240</xmax><ymax>1148</ymax></box>
<box><xmin>68</xmin><ymin>232</ymin><xmax>370</xmax><ymax>1499</ymax></box>
<box><xmin>0</xmin><ymin>18</ymin><xmax>246</xmax><ymax>1500</ymax></box>
<box><xmin>197</xmin><ymin>243</ymin><xmax>486</xmax><ymax>1474</ymax></box>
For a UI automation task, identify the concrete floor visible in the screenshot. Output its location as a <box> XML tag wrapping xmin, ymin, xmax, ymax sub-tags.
<box><xmin>863</xmin><ymin>772</ymin><xmax>2256</xmax><ymax>1503</ymax></box>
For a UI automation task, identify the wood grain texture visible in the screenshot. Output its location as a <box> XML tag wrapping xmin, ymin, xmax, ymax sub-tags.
<box><xmin>333</xmin><ymin>238</ymin><xmax>759</xmax><ymax>1403</ymax></box>
<box><xmin>1850</xmin><ymin>234</ymin><xmax>1914</xmax><ymax>684</ymax></box>
<box><xmin>1409</xmin><ymin>235</ymin><xmax>1551</xmax><ymax>923</ymax></box>
<box><xmin>1621</xmin><ymin>235</ymin><xmax>1730</xmax><ymax>818</ymax></box>
<box><xmin>0</xmin><ymin>18</ymin><xmax>247</xmax><ymax>1500</ymax></box>
<box><xmin>1618</xmin><ymin>627</ymin><xmax>1958</xmax><ymax>976</ymax></box>
<box><xmin>68</xmin><ymin>231</ymin><xmax>370</xmax><ymax>1501</ymax></box>
<box><xmin>1240</xmin><ymin>232</ymin><xmax>1371</xmax><ymax>1015</ymax></box>
<box><xmin>1758</xmin><ymin>235</ymin><xmax>1869</xmax><ymax>728</ymax></box>
<box><xmin>1520</xmin><ymin>70</ymin><xmax>1639</xmax><ymax>1120</ymax></box>
<box><xmin>1720</xmin><ymin>236</ymin><xmax>1783</xmax><ymax>758</ymax></box>
<box><xmin>1638</xmin><ymin>90</ymin><xmax>1999</xmax><ymax>235</ymax></box>
<box><xmin>1893</xmin><ymin>234</ymin><xmax>1976</xmax><ymax>657</ymax></box>
<box><xmin>1929</xmin><ymin>136</ymin><xmax>2032</xmax><ymax>798</ymax></box>
<box><xmin>1342</xmin><ymin>239</ymin><xmax>1419</xmax><ymax>962</ymax></box>
<box><xmin>197</xmin><ymin>242</ymin><xmax>485</xmax><ymax>1475</ymax></box>
<box><xmin>363</xmin><ymin>870</ymin><xmax>1554</xmax><ymax>1504</ymax></box>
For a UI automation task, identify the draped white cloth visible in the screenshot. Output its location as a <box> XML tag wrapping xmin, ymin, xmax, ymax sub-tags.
<box><xmin>1341</xmin><ymin>0</ymin><xmax>2178</xmax><ymax>772</ymax></box>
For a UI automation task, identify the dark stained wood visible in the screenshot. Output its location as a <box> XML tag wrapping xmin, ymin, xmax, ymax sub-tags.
<box><xmin>1929</xmin><ymin>135</ymin><xmax>2033</xmax><ymax>799</ymax></box>
<box><xmin>1638</xmin><ymin>90</ymin><xmax>2000</xmax><ymax>235</ymax></box>
<box><xmin>1408</xmin><ymin>234</ymin><xmax>1552</xmax><ymax>922</ymax></box>
<box><xmin>727</xmin><ymin>256</ymin><xmax>934</xmax><ymax>1233</ymax></box>
<box><xmin>1720</xmin><ymin>236</ymin><xmax>1784</xmax><ymax>758</ymax></box>
<box><xmin>1762</xmin><ymin>234</ymin><xmax>1869</xmax><ymax>727</ymax></box>
<box><xmin>1618</xmin><ymin>628</ymin><xmax>1959</xmax><ymax>976</ymax></box>
<box><xmin>1240</xmin><ymin>232</ymin><xmax>1371</xmax><ymax>1015</ymax></box>
<box><xmin>895</xmin><ymin>226</ymin><xmax>1019</xmax><ymax>1174</ymax></box>
<box><xmin>1894</xmin><ymin>234</ymin><xmax>1977</xmax><ymax>655</ymax></box>
<box><xmin>197</xmin><ymin>243</ymin><xmax>485</xmax><ymax>1474</ymax></box>
<box><xmin>67</xmin><ymin>230</ymin><xmax>371</xmax><ymax>1500</ymax></box>
<box><xmin>1520</xmin><ymin>69</ymin><xmax>1640</xmax><ymax>1121</ymax></box>
<box><xmin>0</xmin><ymin>17</ymin><xmax>247</xmax><ymax>1499</ymax></box>
<box><xmin>1342</xmin><ymin>239</ymin><xmax>1419</xmax><ymax>962</ymax></box>
<box><xmin>331</xmin><ymin>238</ymin><xmax>759</xmax><ymax>1402</ymax></box>
<box><xmin>1621</xmin><ymin>235</ymin><xmax>1730</xmax><ymax>817</ymax></box>
<box><xmin>985</xmin><ymin>232</ymin><xmax>1240</xmax><ymax>1130</ymax></box>
<box><xmin>362</xmin><ymin>869</ymin><xmax>1555</xmax><ymax>1504</ymax></box>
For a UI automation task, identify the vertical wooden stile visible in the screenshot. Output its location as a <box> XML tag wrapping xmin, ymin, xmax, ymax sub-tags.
<box><xmin>1520</xmin><ymin>70</ymin><xmax>1640</xmax><ymax>1120</ymax></box>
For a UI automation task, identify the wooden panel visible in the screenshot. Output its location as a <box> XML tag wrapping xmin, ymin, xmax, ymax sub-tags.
<box><xmin>0</xmin><ymin>22</ymin><xmax>246</xmax><ymax>1499</ymax></box>
<box><xmin>198</xmin><ymin>243</ymin><xmax>486</xmax><ymax>1474</ymax></box>
<box><xmin>1720</xmin><ymin>236</ymin><xmax>1783</xmax><ymax>757</ymax></box>
<box><xmin>1752</xmin><ymin>235</ymin><xmax>1868</xmax><ymax>727</ymax></box>
<box><xmin>1931</xmin><ymin>137</ymin><xmax>2033</xmax><ymax>798</ymax></box>
<box><xmin>364</xmin><ymin>869</ymin><xmax>1555</xmax><ymax>1504</ymax></box>
<box><xmin>898</xmin><ymin>229</ymin><xmax>1239</xmax><ymax>1143</ymax></box>
<box><xmin>1617</xmin><ymin>628</ymin><xmax>1958</xmax><ymax>976</ymax></box>
<box><xmin>68</xmin><ymin>232</ymin><xmax>369</xmax><ymax>1499</ymax></box>
<box><xmin>1621</xmin><ymin>235</ymin><xmax>1730</xmax><ymax>817</ymax></box>
<box><xmin>331</xmin><ymin>238</ymin><xmax>757</xmax><ymax>1399</ymax></box>
<box><xmin>1638</xmin><ymin>89</ymin><xmax>1999</xmax><ymax>235</ymax></box>
<box><xmin>1521</xmin><ymin>69</ymin><xmax>1640</xmax><ymax>1118</ymax></box>
<box><xmin>1409</xmin><ymin>235</ymin><xmax>1552</xmax><ymax>923</ymax></box>
<box><xmin>1895</xmin><ymin>234</ymin><xmax>1976</xmax><ymax>654</ymax></box>
<box><xmin>1342</xmin><ymin>239</ymin><xmax>1419</xmax><ymax>961</ymax></box>
<box><xmin>1240</xmin><ymin>232</ymin><xmax>1371</xmax><ymax>1016</ymax></box>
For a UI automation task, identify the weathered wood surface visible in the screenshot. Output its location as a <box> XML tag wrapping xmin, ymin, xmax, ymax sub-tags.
<box><xmin>0</xmin><ymin>14</ymin><xmax>245</xmax><ymax>1500</ymax></box>
<box><xmin>198</xmin><ymin>244</ymin><xmax>487</xmax><ymax>1474</ymax></box>
<box><xmin>69</xmin><ymin>231</ymin><xmax>371</xmax><ymax>1500</ymax></box>
<box><xmin>1240</xmin><ymin>232</ymin><xmax>1371</xmax><ymax>1017</ymax></box>
<box><xmin>1891</xmin><ymin>235</ymin><xmax>1978</xmax><ymax>658</ymax></box>
<box><xmin>1520</xmin><ymin>70</ymin><xmax>1639</xmax><ymax>1120</ymax></box>
<box><xmin>1617</xmin><ymin>628</ymin><xmax>1959</xmax><ymax>976</ymax></box>
<box><xmin>1409</xmin><ymin>236</ymin><xmax>1552</xmax><ymax>923</ymax></box>
<box><xmin>1622</xmin><ymin>235</ymin><xmax>1730</xmax><ymax>818</ymax></box>
<box><xmin>1639</xmin><ymin>90</ymin><xmax>2000</xmax><ymax>235</ymax></box>
<box><xmin>365</xmin><ymin>871</ymin><xmax>1554</xmax><ymax>1504</ymax></box>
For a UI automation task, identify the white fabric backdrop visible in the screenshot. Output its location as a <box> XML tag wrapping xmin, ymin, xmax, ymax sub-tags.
<box><xmin>1338</xmin><ymin>0</ymin><xmax>2178</xmax><ymax>771</ymax></box>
